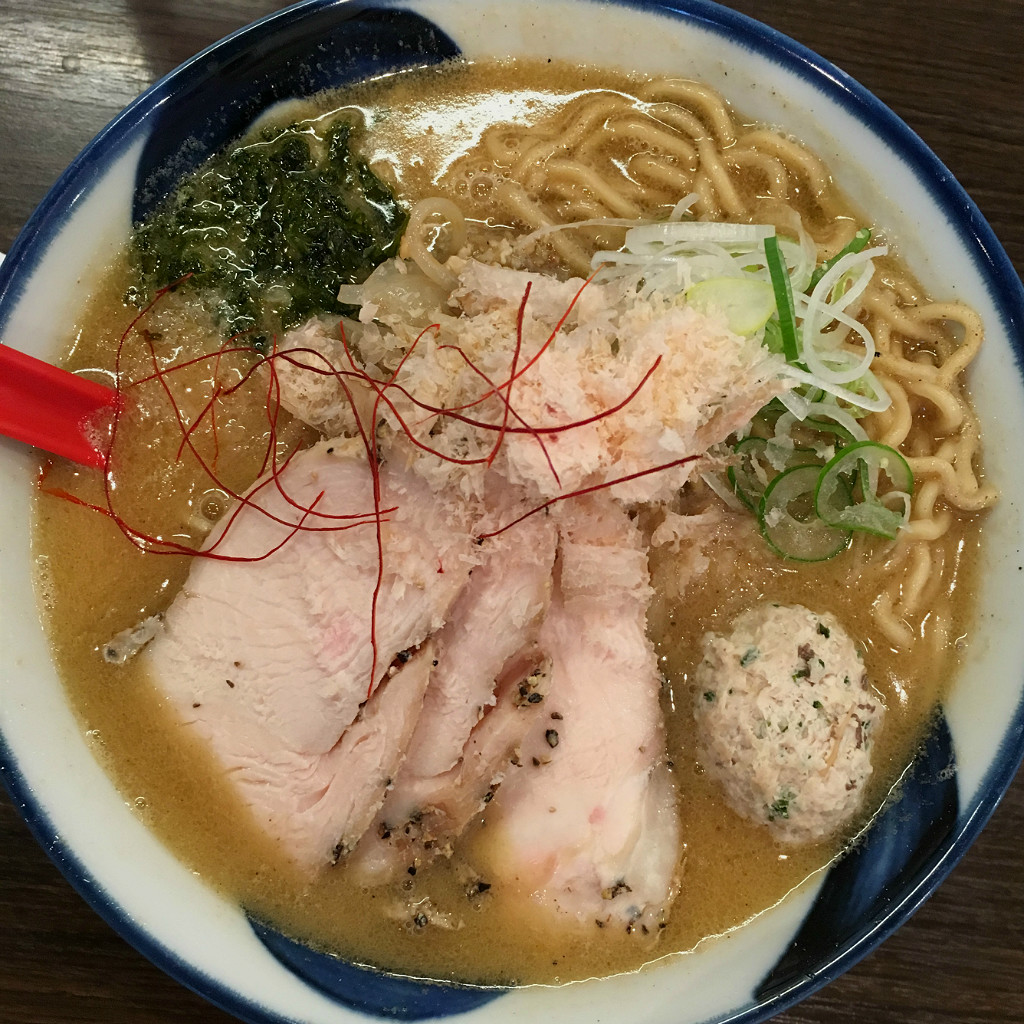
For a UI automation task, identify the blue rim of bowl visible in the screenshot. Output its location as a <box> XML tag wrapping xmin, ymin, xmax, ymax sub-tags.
<box><xmin>0</xmin><ymin>1</ymin><xmax>1022</xmax><ymax>1022</ymax></box>
<box><xmin>0</xmin><ymin>733</ymin><xmax>298</xmax><ymax>1024</ymax></box>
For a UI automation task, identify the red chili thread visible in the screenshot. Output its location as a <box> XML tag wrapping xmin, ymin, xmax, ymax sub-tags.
<box><xmin>488</xmin><ymin>280</ymin><xmax>529</xmax><ymax>468</ymax></box>
<box><xmin>475</xmin><ymin>454</ymin><xmax>700</xmax><ymax>541</ymax></box>
<box><xmin>339</xmin><ymin>318</ymin><xmax>444</xmax><ymax>698</ymax></box>
<box><xmin>440</xmin><ymin>267</ymin><xmax>599</xmax><ymax>418</ymax></box>
<box><xmin>52</xmin><ymin>280</ymin><xmax>390</xmax><ymax>559</ymax></box>
<box><xmin>44</xmin><ymin>269</ymin><xmax>684</xmax><ymax>699</ymax></box>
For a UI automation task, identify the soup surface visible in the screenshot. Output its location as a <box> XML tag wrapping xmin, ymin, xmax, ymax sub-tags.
<box><xmin>33</xmin><ymin>59</ymin><xmax>991</xmax><ymax>986</ymax></box>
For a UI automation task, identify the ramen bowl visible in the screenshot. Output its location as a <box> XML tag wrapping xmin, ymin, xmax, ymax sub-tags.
<box><xmin>1</xmin><ymin>1</ymin><xmax>1022</xmax><ymax>1022</ymax></box>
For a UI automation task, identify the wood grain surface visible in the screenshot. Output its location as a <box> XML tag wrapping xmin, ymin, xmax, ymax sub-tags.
<box><xmin>1</xmin><ymin>1</ymin><xmax>1022</xmax><ymax>1021</ymax></box>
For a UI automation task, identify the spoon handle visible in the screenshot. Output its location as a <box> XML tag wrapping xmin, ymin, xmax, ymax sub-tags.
<box><xmin>0</xmin><ymin>345</ymin><xmax>121</xmax><ymax>469</ymax></box>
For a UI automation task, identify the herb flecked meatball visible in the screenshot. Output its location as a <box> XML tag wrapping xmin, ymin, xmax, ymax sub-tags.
<box><xmin>693</xmin><ymin>603</ymin><xmax>885</xmax><ymax>844</ymax></box>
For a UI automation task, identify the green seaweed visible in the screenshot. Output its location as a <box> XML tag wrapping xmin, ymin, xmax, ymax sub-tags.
<box><xmin>129</xmin><ymin>118</ymin><xmax>407</xmax><ymax>349</ymax></box>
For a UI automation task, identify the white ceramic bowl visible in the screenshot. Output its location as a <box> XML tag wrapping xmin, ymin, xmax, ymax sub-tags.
<box><xmin>1</xmin><ymin>2</ymin><xmax>1022</xmax><ymax>1023</ymax></box>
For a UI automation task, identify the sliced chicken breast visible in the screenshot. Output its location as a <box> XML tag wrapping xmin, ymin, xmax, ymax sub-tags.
<box><xmin>347</xmin><ymin>507</ymin><xmax>557</xmax><ymax>882</ymax></box>
<box><xmin>348</xmin><ymin>647</ymin><xmax>553</xmax><ymax>882</ymax></box>
<box><xmin>400</xmin><ymin>511</ymin><xmax>557</xmax><ymax>781</ymax></box>
<box><xmin>479</xmin><ymin>495</ymin><xmax>681</xmax><ymax>930</ymax></box>
<box><xmin>143</xmin><ymin>443</ymin><xmax>476</xmax><ymax>867</ymax></box>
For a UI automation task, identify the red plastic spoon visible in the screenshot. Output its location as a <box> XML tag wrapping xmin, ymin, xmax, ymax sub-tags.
<box><xmin>0</xmin><ymin>344</ymin><xmax>122</xmax><ymax>469</ymax></box>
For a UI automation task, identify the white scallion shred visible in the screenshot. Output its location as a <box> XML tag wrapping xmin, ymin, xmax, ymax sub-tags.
<box><xmin>588</xmin><ymin>215</ymin><xmax>890</xmax><ymax>423</ymax></box>
<box><xmin>779</xmin><ymin>364</ymin><xmax>890</xmax><ymax>413</ymax></box>
<box><xmin>782</xmin><ymin>402</ymin><xmax>870</xmax><ymax>443</ymax></box>
<box><xmin>701</xmin><ymin>469</ymin><xmax>746</xmax><ymax>511</ymax></box>
<box><xmin>796</xmin><ymin>246</ymin><xmax>888</xmax><ymax>386</ymax></box>
<box><xmin>578</xmin><ymin>211</ymin><xmax>909</xmax><ymax>552</ymax></box>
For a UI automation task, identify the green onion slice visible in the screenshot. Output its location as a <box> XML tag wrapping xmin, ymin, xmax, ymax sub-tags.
<box><xmin>729</xmin><ymin>437</ymin><xmax>820</xmax><ymax>511</ymax></box>
<box><xmin>815</xmin><ymin>440</ymin><xmax>913</xmax><ymax>538</ymax></box>
<box><xmin>759</xmin><ymin>464</ymin><xmax>851</xmax><ymax>562</ymax></box>
<box><xmin>729</xmin><ymin>437</ymin><xmax>772</xmax><ymax>511</ymax></box>
<box><xmin>802</xmin><ymin>415</ymin><xmax>859</xmax><ymax>445</ymax></box>
<box><xmin>685</xmin><ymin>276</ymin><xmax>776</xmax><ymax>335</ymax></box>
<box><xmin>808</xmin><ymin>227</ymin><xmax>873</xmax><ymax>291</ymax></box>
<box><xmin>764</xmin><ymin>234</ymin><xmax>800</xmax><ymax>363</ymax></box>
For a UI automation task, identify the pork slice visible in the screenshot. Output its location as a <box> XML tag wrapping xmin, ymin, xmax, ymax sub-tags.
<box><xmin>143</xmin><ymin>443</ymin><xmax>477</xmax><ymax>867</ymax></box>
<box><xmin>479</xmin><ymin>495</ymin><xmax>681</xmax><ymax>930</ymax></box>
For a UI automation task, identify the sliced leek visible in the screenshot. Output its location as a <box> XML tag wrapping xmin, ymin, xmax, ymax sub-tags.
<box><xmin>759</xmin><ymin>464</ymin><xmax>851</xmax><ymax>562</ymax></box>
<box><xmin>815</xmin><ymin>441</ymin><xmax>912</xmax><ymax>538</ymax></box>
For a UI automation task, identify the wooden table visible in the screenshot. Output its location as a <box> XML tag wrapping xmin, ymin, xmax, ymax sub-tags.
<box><xmin>1</xmin><ymin>1</ymin><xmax>1021</xmax><ymax>1021</ymax></box>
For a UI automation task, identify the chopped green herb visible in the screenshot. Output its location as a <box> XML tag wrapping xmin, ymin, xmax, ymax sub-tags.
<box><xmin>703</xmin><ymin>690</ymin><xmax>716</xmax><ymax>703</ymax></box>
<box><xmin>767</xmin><ymin>794</ymin><xmax>791</xmax><ymax>821</ymax></box>
<box><xmin>812</xmin><ymin>700</ymin><xmax>823</xmax><ymax>709</ymax></box>
<box><xmin>763</xmin><ymin>234</ymin><xmax>799</xmax><ymax>363</ymax></box>
<box><xmin>740</xmin><ymin>647</ymin><xmax>760</xmax><ymax>667</ymax></box>
<box><xmin>817</xmin><ymin>621</ymin><xmax>831</xmax><ymax>638</ymax></box>
<box><xmin>808</xmin><ymin>227</ymin><xmax>872</xmax><ymax>291</ymax></box>
<box><xmin>130</xmin><ymin>118</ymin><xmax>407</xmax><ymax>348</ymax></box>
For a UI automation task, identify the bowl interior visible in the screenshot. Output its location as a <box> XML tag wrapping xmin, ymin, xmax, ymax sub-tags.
<box><xmin>1</xmin><ymin>2</ymin><xmax>1022</xmax><ymax>1023</ymax></box>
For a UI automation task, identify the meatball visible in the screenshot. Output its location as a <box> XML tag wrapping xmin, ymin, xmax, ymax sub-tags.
<box><xmin>693</xmin><ymin>603</ymin><xmax>884</xmax><ymax>844</ymax></box>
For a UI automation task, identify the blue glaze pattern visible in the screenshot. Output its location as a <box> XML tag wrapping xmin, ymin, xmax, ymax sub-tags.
<box><xmin>0</xmin><ymin>3</ymin><xmax>1023</xmax><ymax>1024</ymax></box>
<box><xmin>756</xmin><ymin>712</ymin><xmax>960</xmax><ymax>1004</ymax></box>
<box><xmin>131</xmin><ymin>3</ymin><xmax>461</xmax><ymax>222</ymax></box>
<box><xmin>249</xmin><ymin>918</ymin><xmax>505</xmax><ymax>1020</ymax></box>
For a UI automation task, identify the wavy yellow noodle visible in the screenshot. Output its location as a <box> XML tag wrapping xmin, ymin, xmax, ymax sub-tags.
<box><xmin>433</xmin><ymin>76</ymin><xmax>994</xmax><ymax>651</ymax></box>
